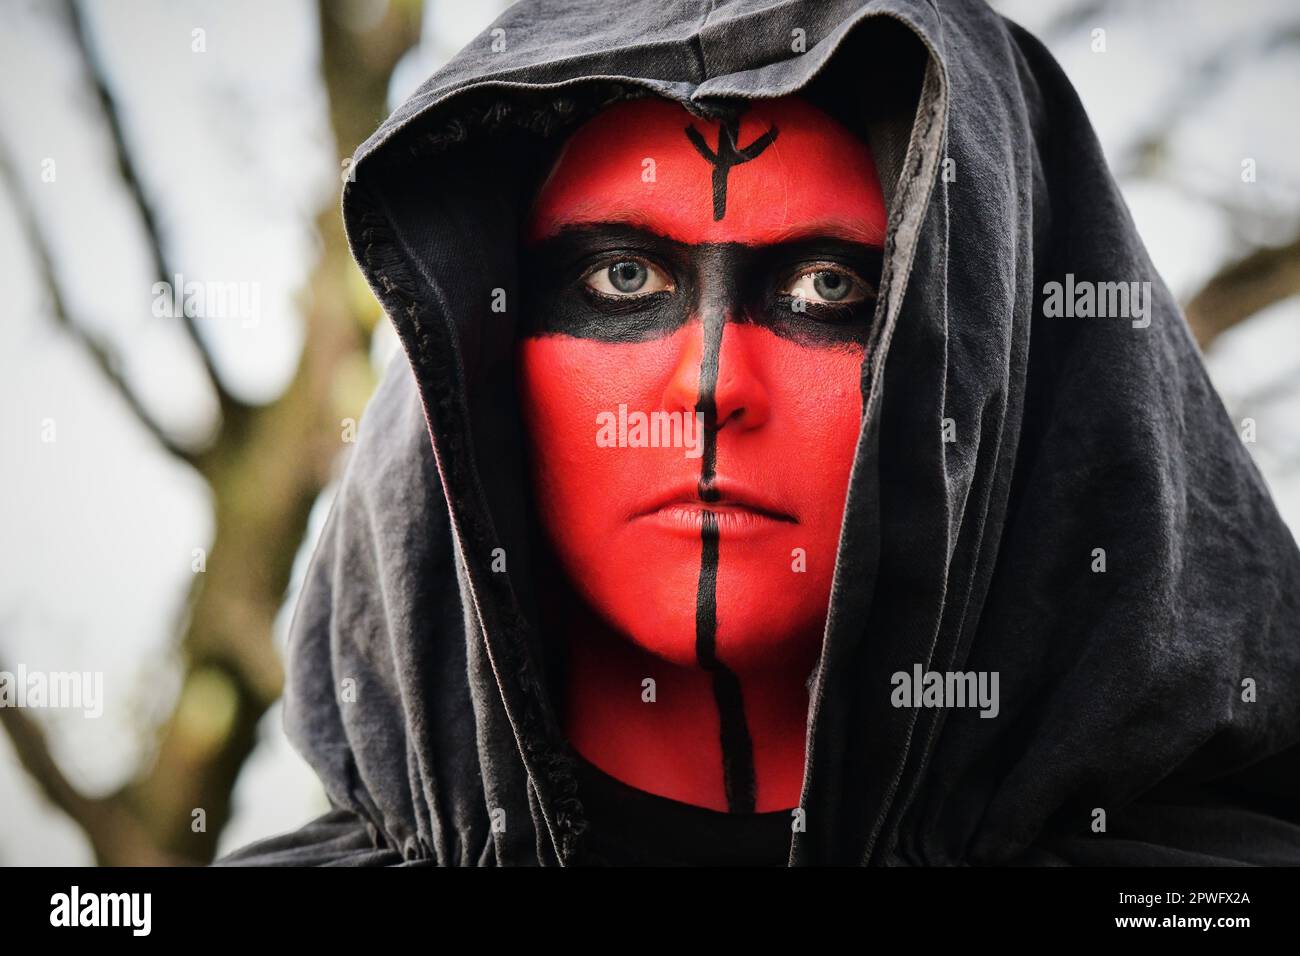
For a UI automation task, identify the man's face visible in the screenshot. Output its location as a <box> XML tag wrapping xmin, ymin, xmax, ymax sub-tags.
<box><xmin>518</xmin><ymin>96</ymin><xmax>886</xmax><ymax>671</ymax></box>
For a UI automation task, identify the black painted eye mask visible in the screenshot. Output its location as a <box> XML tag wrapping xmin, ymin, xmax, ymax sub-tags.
<box><xmin>522</xmin><ymin>224</ymin><xmax>883</xmax><ymax>348</ymax></box>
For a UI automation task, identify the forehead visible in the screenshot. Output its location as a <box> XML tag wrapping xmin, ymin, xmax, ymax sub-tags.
<box><xmin>526</xmin><ymin>96</ymin><xmax>887</xmax><ymax>247</ymax></box>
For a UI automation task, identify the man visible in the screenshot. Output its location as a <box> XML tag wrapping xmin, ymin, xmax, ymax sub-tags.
<box><xmin>217</xmin><ymin>0</ymin><xmax>1300</xmax><ymax>866</ymax></box>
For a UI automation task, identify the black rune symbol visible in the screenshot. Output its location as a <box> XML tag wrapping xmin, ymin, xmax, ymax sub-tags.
<box><xmin>684</xmin><ymin>116</ymin><xmax>780</xmax><ymax>221</ymax></box>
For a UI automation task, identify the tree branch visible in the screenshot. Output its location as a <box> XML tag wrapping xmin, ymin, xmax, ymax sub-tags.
<box><xmin>0</xmin><ymin>142</ymin><xmax>198</xmax><ymax>466</ymax></box>
<box><xmin>0</xmin><ymin>676</ymin><xmax>99</xmax><ymax>828</ymax></box>
<box><xmin>1184</xmin><ymin>235</ymin><xmax>1300</xmax><ymax>349</ymax></box>
<box><xmin>65</xmin><ymin>0</ymin><xmax>249</xmax><ymax>426</ymax></box>
<box><xmin>0</xmin><ymin>662</ymin><xmax>176</xmax><ymax>865</ymax></box>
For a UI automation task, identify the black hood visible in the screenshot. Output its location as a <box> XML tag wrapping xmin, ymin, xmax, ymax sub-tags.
<box><xmin>217</xmin><ymin>0</ymin><xmax>1300</xmax><ymax>866</ymax></box>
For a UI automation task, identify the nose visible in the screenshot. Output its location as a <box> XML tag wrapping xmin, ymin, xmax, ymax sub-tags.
<box><xmin>661</xmin><ymin>311</ymin><xmax>771</xmax><ymax>431</ymax></box>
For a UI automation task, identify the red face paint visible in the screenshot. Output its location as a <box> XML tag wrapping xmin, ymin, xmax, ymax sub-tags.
<box><xmin>526</xmin><ymin>97</ymin><xmax>886</xmax><ymax>246</ymax></box>
<box><xmin>518</xmin><ymin>96</ymin><xmax>886</xmax><ymax>812</ymax></box>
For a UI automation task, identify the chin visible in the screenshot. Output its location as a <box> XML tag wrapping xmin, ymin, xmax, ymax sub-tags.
<box><xmin>615</xmin><ymin>604</ymin><xmax>824</xmax><ymax>672</ymax></box>
<box><xmin>572</xmin><ymin>539</ymin><xmax>829</xmax><ymax>672</ymax></box>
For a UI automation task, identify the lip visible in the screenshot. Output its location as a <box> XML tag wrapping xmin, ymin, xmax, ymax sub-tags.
<box><xmin>632</xmin><ymin>480</ymin><xmax>796</xmax><ymax>537</ymax></box>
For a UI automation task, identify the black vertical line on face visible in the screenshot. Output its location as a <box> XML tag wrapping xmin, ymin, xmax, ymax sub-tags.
<box><xmin>695</xmin><ymin>511</ymin><xmax>755</xmax><ymax>813</ymax></box>
<box><xmin>695</xmin><ymin>307</ymin><xmax>723</xmax><ymax>502</ymax></box>
<box><xmin>693</xmin><ymin>306</ymin><xmax>756</xmax><ymax>813</ymax></box>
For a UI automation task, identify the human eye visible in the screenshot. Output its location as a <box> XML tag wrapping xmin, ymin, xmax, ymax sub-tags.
<box><xmin>582</xmin><ymin>257</ymin><xmax>675</xmax><ymax>298</ymax></box>
<box><xmin>778</xmin><ymin>264</ymin><xmax>872</xmax><ymax>305</ymax></box>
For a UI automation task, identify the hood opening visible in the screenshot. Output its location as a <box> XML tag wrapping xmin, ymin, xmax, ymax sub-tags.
<box><xmin>341</xmin><ymin>10</ymin><xmax>938</xmax><ymax>865</ymax></box>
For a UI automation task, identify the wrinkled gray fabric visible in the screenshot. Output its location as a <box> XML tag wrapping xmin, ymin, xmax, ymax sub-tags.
<box><xmin>216</xmin><ymin>0</ymin><xmax>1300</xmax><ymax>867</ymax></box>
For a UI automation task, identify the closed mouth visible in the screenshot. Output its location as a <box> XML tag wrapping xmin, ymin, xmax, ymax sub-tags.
<box><xmin>647</xmin><ymin>503</ymin><xmax>795</xmax><ymax>532</ymax></box>
<box><xmin>633</xmin><ymin>482</ymin><xmax>796</xmax><ymax>534</ymax></box>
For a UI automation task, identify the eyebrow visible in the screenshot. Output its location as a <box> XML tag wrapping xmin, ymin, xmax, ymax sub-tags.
<box><xmin>760</xmin><ymin>218</ymin><xmax>886</xmax><ymax>248</ymax></box>
<box><xmin>528</xmin><ymin>217</ymin><xmax>885</xmax><ymax>251</ymax></box>
<box><xmin>527</xmin><ymin>211</ymin><xmax>668</xmax><ymax>244</ymax></box>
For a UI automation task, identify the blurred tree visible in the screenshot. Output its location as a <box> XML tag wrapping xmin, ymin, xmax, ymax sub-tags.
<box><xmin>1029</xmin><ymin>1</ymin><xmax>1300</xmax><ymax>351</ymax></box>
<box><xmin>0</xmin><ymin>0</ymin><xmax>422</xmax><ymax>864</ymax></box>
<box><xmin>1036</xmin><ymin>1</ymin><xmax>1300</xmax><ymax>350</ymax></box>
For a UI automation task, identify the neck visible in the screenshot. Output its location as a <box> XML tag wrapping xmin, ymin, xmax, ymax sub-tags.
<box><xmin>554</xmin><ymin>584</ymin><xmax>815</xmax><ymax>813</ymax></box>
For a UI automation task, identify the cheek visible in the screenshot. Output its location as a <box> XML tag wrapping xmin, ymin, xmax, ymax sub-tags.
<box><xmin>517</xmin><ymin>333</ymin><xmax>682</xmax><ymax>494</ymax></box>
<box><xmin>757</xmin><ymin>339</ymin><xmax>865</xmax><ymax>492</ymax></box>
<box><xmin>517</xmin><ymin>336</ymin><xmax>640</xmax><ymax>532</ymax></box>
<box><xmin>517</xmin><ymin>333</ymin><xmax>703</xmax><ymax>633</ymax></box>
<box><xmin>770</xmin><ymin>342</ymin><xmax>865</xmax><ymax>574</ymax></box>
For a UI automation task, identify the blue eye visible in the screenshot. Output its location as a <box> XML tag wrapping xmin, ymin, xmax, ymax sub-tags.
<box><xmin>609</xmin><ymin>261</ymin><xmax>647</xmax><ymax>293</ymax></box>
<box><xmin>812</xmin><ymin>271</ymin><xmax>850</xmax><ymax>301</ymax></box>
<box><xmin>585</xmin><ymin>258</ymin><xmax>674</xmax><ymax>297</ymax></box>
<box><xmin>782</xmin><ymin>266</ymin><xmax>868</xmax><ymax>305</ymax></box>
